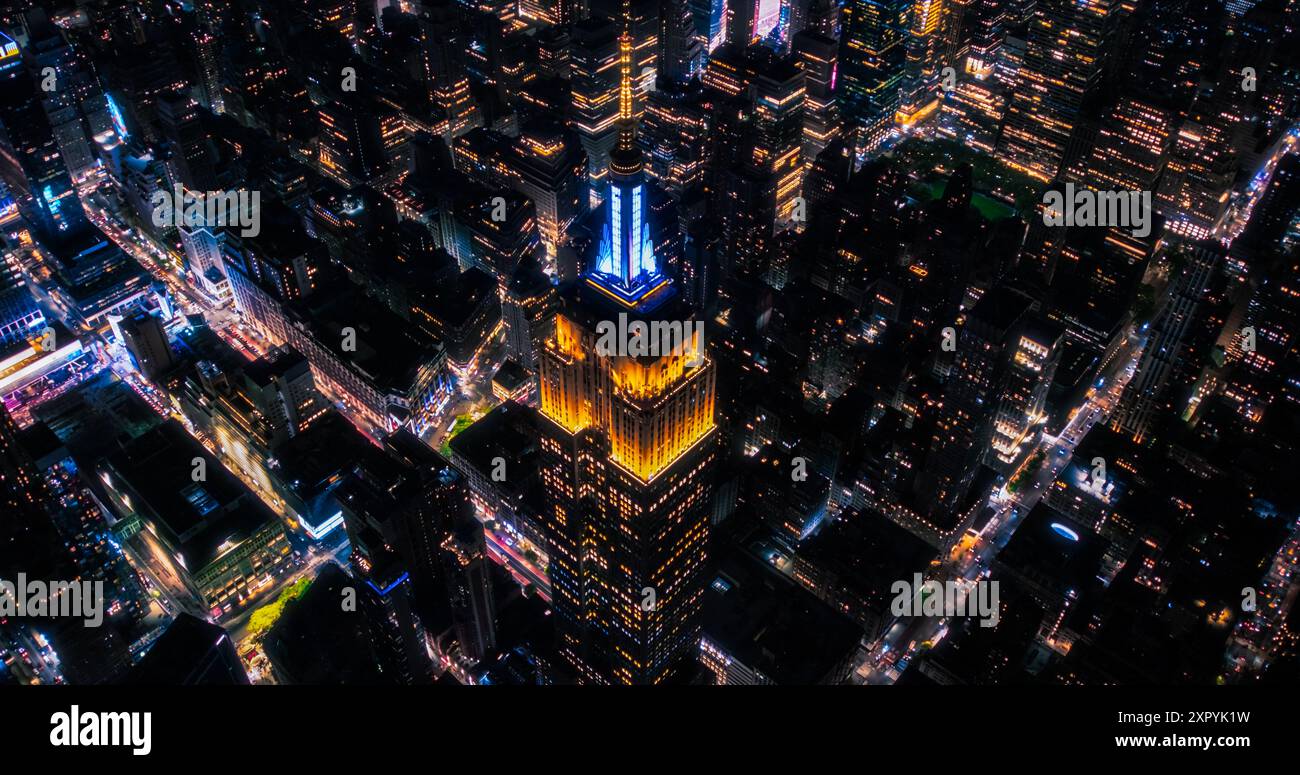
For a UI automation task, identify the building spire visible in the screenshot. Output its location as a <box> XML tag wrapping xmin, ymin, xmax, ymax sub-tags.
<box><xmin>587</xmin><ymin>0</ymin><xmax>663</xmax><ymax>304</ymax></box>
<box><xmin>616</xmin><ymin>0</ymin><xmax>636</xmax><ymax>152</ymax></box>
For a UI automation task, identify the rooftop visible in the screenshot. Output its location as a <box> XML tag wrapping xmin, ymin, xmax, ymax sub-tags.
<box><xmin>103</xmin><ymin>421</ymin><xmax>281</xmax><ymax>571</ymax></box>
<box><xmin>703</xmin><ymin>547</ymin><xmax>861</xmax><ymax>685</ymax></box>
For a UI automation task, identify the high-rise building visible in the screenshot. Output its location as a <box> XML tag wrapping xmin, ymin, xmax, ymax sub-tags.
<box><xmin>227</xmin><ymin>253</ymin><xmax>453</xmax><ymax>436</ymax></box>
<box><xmin>0</xmin><ymin>252</ymin><xmax>43</xmax><ymax>347</ymax></box>
<box><xmin>348</xmin><ymin>533</ymin><xmax>434</xmax><ymax>684</ymax></box>
<box><xmin>503</xmin><ymin>258</ymin><xmax>562</xmax><ymax>371</ymax></box>
<box><xmin>661</xmin><ymin>0</ymin><xmax>703</xmax><ymax>80</ymax></box>
<box><xmin>996</xmin><ymin>0</ymin><xmax>1120</xmax><ymax>181</ymax></box>
<box><xmin>915</xmin><ymin>286</ymin><xmax>1032</xmax><ymax>518</ymax></box>
<box><xmin>156</xmin><ymin>93</ymin><xmax>219</xmax><ymax>190</ymax></box>
<box><xmin>538</xmin><ymin>16</ymin><xmax>717</xmax><ymax>684</ymax></box>
<box><xmin>45</xmin><ymin>100</ymin><xmax>96</xmax><ymax>187</ymax></box>
<box><xmin>302</xmin><ymin>0</ymin><xmax>356</xmax><ymax>41</ymax></box>
<box><xmin>727</xmin><ymin>0</ymin><xmax>759</xmax><ymax>46</ymax></box>
<box><xmin>330</xmin><ymin>429</ymin><xmax>497</xmax><ymax>679</ymax></box>
<box><xmin>1155</xmin><ymin>111</ymin><xmax>1236</xmax><ymax>241</ymax></box>
<box><xmin>179</xmin><ymin>220</ymin><xmax>231</xmax><ymax>303</ymax></box>
<box><xmin>225</xmin><ymin>205</ymin><xmax>325</xmax><ymax>307</ymax></box>
<box><xmin>450</xmin><ymin>122</ymin><xmax>585</xmax><ymax>265</ymax></box>
<box><xmin>640</xmin><ymin>78</ymin><xmax>709</xmax><ymax>194</ymax></box>
<box><xmin>317</xmin><ymin>98</ymin><xmax>392</xmax><ymax>183</ymax></box>
<box><xmin>44</xmin><ymin>231</ymin><xmax>151</xmax><ymax>329</ymax></box>
<box><xmin>966</xmin><ymin>0</ymin><xmax>1007</xmax><ymax>77</ymax></box>
<box><xmin>895</xmin><ymin>0</ymin><xmax>947</xmax><ymax>126</ymax></box>
<box><xmin>701</xmin><ymin>43</ymin><xmax>749</xmax><ymax>98</ymax></box>
<box><xmin>382</xmin><ymin>434</ymin><xmax>475</xmax><ymax>621</ymax></box>
<box><xmin>994</xmin><ymin>22</ymin><xmax>1026</xmax><ymax>89</ymax></box>
<box><xmin>24</xmin><ymin>10</ymin><xmax>99</xmax><ymax>187</ymax></box>
<box><xmin>807</xmin><ymin>0</ymin><xmax>842</xmax><ymax>38</ymax></box>
<box><xmin>1112</xmin><ymin>244</ymin><xmax>1221</xmax><ymax>443</ymax></box>
<box><xmin>627</xmin><ymin>0</ymin><xmax>664</xmax><ymax>94</ymax></box>
<box><xmin>988</xmin><ymin>316</ymin><xmax>1063</xmax><ymax>470</ymax></box>
<box><xmin>111</xmin><ymin>26</ymin><xmax>187</xmax><ymax>147</ymax></box>
<box><xmin>703</xmin><ymin>45</ymin><xmax>806</xmax><ymax>226</ymax></box>
<box><xmin>837</xmin><ymin>0</ymin><xmax>907</xmax><ymax>153</ymax></box>
<box><xmin>125</xmin><ymin>614</ymin><xmax>249</xmax><ymax>685</ymax></box>
<box><xmin>523</xmin><ymin>0</ymin><xmax>584</xmax><ymax>25</ymax></box>
<box><xmin>707</xmin><ymin>99</ymin><xmax>783</xmax><ymax>276</ymax></box>
<box><xmin>418</xmin><ymin>0</ymin><xmax>483</xmax><ymax>143</ymax></box>
<box><xmin>570</xmin><ymin>16</ymin><xmax>622</xmax><ymax>204</ymax></box>
<box><xmin>937</xmin><ymin>78</ymin><xmax>1005</xmax><ymax>153</ymax></box>
<box><xmin>454</xmin><ymin>188</ymin><xmax>542</xmax><ymax>284</ymax></box>
<box><xmin>752</xmin><ymin>53</ymin><xmax>807</xmax><ymax>224</ymax></box>
<box><xmin>1067</xmin><ymin>93</ymin><xmax>1174</xmax><ymax>193</ymax></box>
<box><xmin>939</xmin><ymin>0</ymin><xmax>974</xmax><ymax>67</ymax></box>
<box><xmin>536</xmin><ymin>26</ymin><xmax>573</xmax><ymax>79</ymax></box>
<box><xmin>95</xmin><ymin>422</ymin><xmax>293</xmax><ymax>616</ymax></box>
<box><xmin>119</xmin><ymin>310</ymin><xmax>175</xmax><ymax>382</ymax></box>
<box><xmin>691</xmin><ymin>0</ymin><xmax>729</xmax><ymax>53</ymax></box>
<box><xmin>681</xmin><ymin>218</ymin><xmax>722</xmax><ymax>311</ymax></box>
<box><xmin>192</xmin><ymin>26</ymin><xmax>226</xmax><ymax>116</ymax></box>
<box><xmin>793</xmin><ymin>30</ymin><xmax>842</xmax><ymax>168</ymax></box>
<box><xmin>174</xmin><ymin>342</ymin><xmax>327</xmax><ymax>506</ymax></box>
<box><xmin>337</xmin><ymin>441</ymin><xmax>465</xmax><ymax>684</ymax></box>
<box><xmin>515</xmin><ymin>120</ymin><xmax>589</xmax><ymax>259</ymax></box>
<box><xmin>241</xmin><ymin>346</ymin><xmax>327</xmax><ymax>443</ymax></box>
<box><xmin>441</xmin><ymin>509</ymin><xmax>498</xmax><ymax>662</ymax></box>
<box><xmin>0</xmin><ymin>31</ymin><xmax>85</xmax><ymax>237</ymax></box>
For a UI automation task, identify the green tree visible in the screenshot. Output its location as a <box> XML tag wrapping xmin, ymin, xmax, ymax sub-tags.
<box><xmin>1133</xmin><ymin>283</ymin><xmax>1158</xmax><ymax>325</ymax></box>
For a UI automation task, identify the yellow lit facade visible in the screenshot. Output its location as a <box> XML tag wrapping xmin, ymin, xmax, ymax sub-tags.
<box><xmin>541</xmin><ymin>310</ymin><xmax>715</xmax><ymax>482</ymax></box>
<box><xmin>538</xmin><ymin>303</ymin><xmax>717</xmax><ymax>683</ymax></box>
<box><xmin>894</xmin><ymin>0</ymin><xmax>945</xmax><ymax>126</ymax></box>
<box><xmin>537</xmin><ymin>11</ymin><xmax>717</xmax><ymax>681</ymax></box>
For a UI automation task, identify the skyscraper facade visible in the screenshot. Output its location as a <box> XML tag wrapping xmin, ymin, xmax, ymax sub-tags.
<box><xmin>0</xmin><ymin>31</ymin><xmax>85</xmax><ymax>238</ymax></box>
<box><xmin>838</xmin><ymin>0</ymin><xmax>907</xmax><ymax>152</ymax></box>
<box><xmin>538</xmin><ymin>14</ymin><xmax>717</xmax><ymax>684</ymax></box>
<box><xmin>996</xmin><ymin>0</ymin><xmax>1119</xmax><ymax>181</ymax></box>
<box><xmin>570</xmin><ymin>16</ymin><xmax>623</xmax><ymax>204</ymax></box>
<box><xmin>895</xmin><ymin>0</ymin><xmax>946</xmax><ymax>126</ymax></box>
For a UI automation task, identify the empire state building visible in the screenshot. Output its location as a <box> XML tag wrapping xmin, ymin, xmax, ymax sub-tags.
<box><xmin>536</xmin><ymin>11</ymin><xmax>717</xmax><ymax>685</ymax></box>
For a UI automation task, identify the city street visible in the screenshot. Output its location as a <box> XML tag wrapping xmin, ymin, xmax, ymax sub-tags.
<box><xmin>855</xmin><ymin>327</ymin><xmax>1146</xmax><ymax>684</ymax></box>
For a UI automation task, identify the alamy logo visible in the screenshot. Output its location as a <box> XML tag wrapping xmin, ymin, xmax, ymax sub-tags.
<box><xmin>1042</xmin><ymin>182</ymin><xmax>1152</xmax><ymax>238</ymax></box>
<box><xmin>0</xmin><ymin>574</ymin><xmax>105</xmax><ymax>627</ymax></box>
<box><xmin>595</xmin><ymin>312</ymin><xmax>704</xmax><ymax>367</ymax></box>
<box><xmin>50</xmin><ymin>706</ymin><xmax>151</xmax><ymax>756</ymax></box>
<box><xmin>890</xmin><ymin>574</ymin><xmax>1000</xmax><ymax>628</ymax></box>
<box><xmin>150</xmin><ymin>185</ymin><xmax>260</xmax><ymax>237</ymax></box>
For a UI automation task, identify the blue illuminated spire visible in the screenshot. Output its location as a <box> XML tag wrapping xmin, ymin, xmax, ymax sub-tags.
<box><xmin>584</xmin><ymin>7</ymin><xmax>667</xmax><ymax>307</ymax></box>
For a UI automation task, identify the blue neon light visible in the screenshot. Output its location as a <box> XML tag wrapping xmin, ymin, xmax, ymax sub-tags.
<box><xmin>106</xmin><ymin>94</ymin><xmax>128</xmax><ymax>140</ymax></box>
<box><xmin>608</xmin><ymin>185</ymin><xmax>622</xmax><ymax>276</ymax></box>
<box><xmin>366</xmin><ymin>572</ymin><xmax>410</xmax><ymax>597</ymax></box>
<box><xmin>589</xmin><ymin>181</ymin><xmax>664</xmax><ymax>304</ymax></box>
<box><xmin>1050</xmin><ymin>523</ymin><xmax>1080</xmax><ymax>542</ymax></box>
